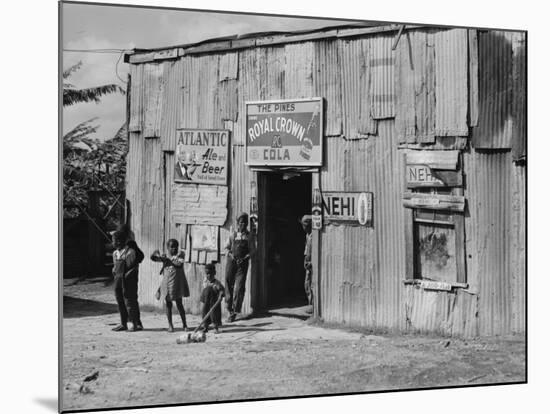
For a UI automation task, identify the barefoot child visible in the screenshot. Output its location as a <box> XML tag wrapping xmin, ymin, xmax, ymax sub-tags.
<box><xmin>151</xmin><ymin>239</ymin><xmax>190</xmax><ymax>333</ymax></box>
<box><xmin>200</xmin><ymin>263</ymin><xmax>225</xmax><ymax>333</ymax></box>
<box><xmin>111</xmin><ymin>231</ymin><xmax>142</xmax><ymax>332</ymax></box>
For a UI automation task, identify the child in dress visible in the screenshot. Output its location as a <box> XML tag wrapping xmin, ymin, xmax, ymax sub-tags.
<box><xmin>200</xmin><ymin>263</ymin><xmax>225</xmax><ymax>333</ymax></box>
<box><xmin>151</xmin><ymin>239</ymin><xmax>190</xmax><ymax>332</ymax></box>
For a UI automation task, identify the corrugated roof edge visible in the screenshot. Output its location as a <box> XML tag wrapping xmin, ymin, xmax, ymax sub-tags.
<box><xmin>124</xmin><ymin>23</ymin><xmax>416</xmax><ymax>64</ymax></box>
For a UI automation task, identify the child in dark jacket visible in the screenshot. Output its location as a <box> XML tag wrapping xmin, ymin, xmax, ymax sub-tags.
<box><xmin>200</xmin><ymin>263</ymin><xmax>225</xmax><ymax>333</ymax></box>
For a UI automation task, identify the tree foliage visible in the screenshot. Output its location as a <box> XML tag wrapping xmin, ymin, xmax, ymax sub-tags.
<box><xmin>63</xmin><ymin>62</ymin><xmax>127</xmax><ymax>218</ymax></box>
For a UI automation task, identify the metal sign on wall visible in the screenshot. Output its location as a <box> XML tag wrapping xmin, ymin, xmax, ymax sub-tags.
<box><xmin>322</xmin><ymin>191</ymin><xmax>373</xmax><ymax>227</ymax></box>
<box><xmin>245</xmin><ymin>98</ymin><xmax>323</xmax><ymax>166</ymax></box>
<box><xmin>174</xmin><ymin>129</ymin><xmax>229</xmax><ymax>185</ymax></box>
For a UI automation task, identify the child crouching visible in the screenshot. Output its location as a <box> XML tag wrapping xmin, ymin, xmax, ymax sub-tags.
<box><xmin>200</xmin><ymin>263</ymin><xmax>225</xmax><ymax>333</ymax></box>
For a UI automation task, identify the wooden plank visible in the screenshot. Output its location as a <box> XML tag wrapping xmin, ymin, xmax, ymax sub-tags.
<box><xmin>468</xmin><ymin>29</ymin><xmax>479</xmax><ymax>127</ymax></box>
<box><xmin>406</xmin><ymin>150</ymin><xmax>459</xmax><ymax>170</ymax></box>
<box><xmin>154</xmin><ymin>49</ymin><xmax>178</xmax><ymax>61</ymax></box>
<box><xmin>403</xmin><ymin>191</ymin><xmax>465</xmax><ymax>204</ymax></box>
<box><xmin>185</xmin><ymin>40</ymin><xmax>233</xmax><ymax>54</ymax></box>
<box><xmin>129</xmin><ymin>52</ymin><xmax>156</xmax><ymax>64</ymax></box>
<box><xmin>454</xmin><ymin>213</ymin><xmax>466</xmax><ymax>284</ymax></box>
<box><xmin>403</xmin><ymin>194</ymin><xmax>465</xmax><ymax>212</ymax></box>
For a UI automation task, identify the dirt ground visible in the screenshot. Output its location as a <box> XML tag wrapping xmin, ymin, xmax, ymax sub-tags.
<box><xmin>62</xmin><ymin>278</ymin><xmax>526</xmax><ymax>412</ymax></box>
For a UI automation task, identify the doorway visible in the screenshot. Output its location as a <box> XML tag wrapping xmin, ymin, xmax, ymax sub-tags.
<box><xmin>259</xmin><ymin>172</ymin><xmax>312</xmax><ymax>309</ymax></box>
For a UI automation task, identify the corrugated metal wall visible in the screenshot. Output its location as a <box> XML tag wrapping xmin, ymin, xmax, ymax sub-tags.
<box><xmin>319</xmin><ymin>120</ymin><xmax>406</xmax><ymax>330</ymax></box>
<box><xmin>125</xmin><ymin>27</ymin><xmax>525</xmax><ymax>336</ymax></box>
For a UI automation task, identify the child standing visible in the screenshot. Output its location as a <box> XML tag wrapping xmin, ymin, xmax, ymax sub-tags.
<box><xmin>151</xmin><ymin>239</ymin><xmax>190</xmax><ymax>333</ymax></box>
<box><xmin>200</xmin><ymin>263</ymin><xmax>225</xmax><ymax>333</ymax></box>
<box><xmin>111</xmin><ymin>230</ymin><xmax>142</xmax><ymax>332</ymax></box>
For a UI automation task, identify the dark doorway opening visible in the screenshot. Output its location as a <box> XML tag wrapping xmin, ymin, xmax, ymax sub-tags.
<box><xmin>260</xmin><ymin>172</ymin><xmax>312</xmax><ymax>309</ymax></box>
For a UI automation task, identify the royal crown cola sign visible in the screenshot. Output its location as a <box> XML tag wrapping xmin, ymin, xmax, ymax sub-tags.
<box><xmin>245</xmin><ymin>98</ymin><xmax>323</xmax><ymax>166</ymax></box>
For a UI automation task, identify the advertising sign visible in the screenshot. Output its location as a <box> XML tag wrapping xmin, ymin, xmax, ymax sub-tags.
<box><xmin>174</xmin><ymin>129</ymin><xmax>229</xmax><ymax>185</ymax></box>
<box><xmin>245</xmin><ymin>98</ymin><xmax>323</xmax><ymax>166</ymax></box>
<box><xmin>406</xmin><ymin>164</ymin><xmax>463</xmax><ymax>188</ymax></box>
<box><xmin>322</xmin><ymin>191</ymin><xmax>373</xmax><ymax>227</ymax></box>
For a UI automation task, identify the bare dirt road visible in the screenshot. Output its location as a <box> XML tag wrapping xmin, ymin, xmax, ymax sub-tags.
<box><xmin>62</xmin><ymin>278</ymin><xmax>525</xmax><ymax>412</ymax></box>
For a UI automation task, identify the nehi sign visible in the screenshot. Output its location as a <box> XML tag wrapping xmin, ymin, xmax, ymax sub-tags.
<box><xmin>322</xmin><ymin>191</ymin><xmax>373</xmax><ymax>227</ymax></box>
<box><xmin>245</xmin><ymin>98</ymin><xmax>323</xmax><ymax>166</ymax></box>
<box><xmin>175</xmin><ymin>129</ymin><xmax>229</xmax><ymax>185</ymax></box>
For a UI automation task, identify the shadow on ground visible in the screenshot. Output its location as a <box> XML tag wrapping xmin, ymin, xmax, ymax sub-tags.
<box><xmin>63</xmin><ymin>296</ymin><xmax>119</xmax><ymax>318</ymax></box>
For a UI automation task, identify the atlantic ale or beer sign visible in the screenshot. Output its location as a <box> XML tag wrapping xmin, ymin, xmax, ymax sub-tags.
<box><xmin>322</xmin><ymin>191</ymin><xmax>373</xmax><ymax>227</ymax></box>
<box><xmin>245</xmin><ymin>98</ymin><xmax>323</xmax><ymax>166</ymax></box>
<box><xmin>174</xmin><ymin>129</ymin><xmax>229</xmax><ymax>185</ymax></box>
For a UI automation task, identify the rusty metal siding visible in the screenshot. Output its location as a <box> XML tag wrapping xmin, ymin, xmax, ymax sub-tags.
<box><xmin>404</xmin><ymin>286</ymin><xmax>479</xmax><ymax>337</ymax></box>
<box><xmin>319</xmin><ymin>120</ymin><xmax>405</xmax><ymax>329</ymax></box>
<box><xmin>394</xmin><ymin>32</ymin><xmax>416</xmax><ymax>143</ymax></box>
<box><xmin>136</xmin><ymin>138</ymin><xmax>166</xmax><ymax>306</ymax></box>
<box><xmin>284</xmin><ymin>42</ymin><xmax>315</xmax><ymax>98</ymax></box>
<box><xmin>412</xmin><ymin>30</ymin><xmax>436</xmax><ymax>143</ymax></box>
<box><xmin>235</xmin><ymin>48</ymin><xmax>261</xmax><ymax>146</ymax></box>
<box><xmin>313</xmin><ymin>40</ymin><xmax>342</xmax><ymax>136</ymax></box>
<box><xmin>338</xmin><ymin>38</ymin><xmax>376</xmax><ymax>139</ymax></box>
<box><xmin>265</xmin><ymin>46</ymin><xmax>286</xmax><ymax>100</ymax></box>
<box><xmin>472</xmin><ymin>31</ymin><xmax>514</xmax><ymax>149</ymax></box>
<box><xmin>128</xmin><ymin>65</ymin><xmax>144</xmax><ymax>132</ymax></box>
<box><xmin>142</xmin><ymin>63</ymin><xmax>164</xmax><ymax>138</ymax></box>
<box><xmin>218</xmin><ymin>52</ymin><xmax>239</xmax><ymax>81</ymax></box>
<box><xmin>369</xmin><ymin>35</ymin><xmax>395</xmax><ymax>119</ymax></box>
<box><xmin>160</xmin><ymin>60</ymin><xmax>182</xmax><ymax>152</ymax></box>
<box><xmin>510</xmin><ymin>163</ymin><xmax>525</xmax><ymax>333</ymax></box>
<box><xmin>434</xmin><ymin>28</ymin><xmax>469</xmax><ymax>137</ymax></box>
<box><xmin>462</xmin><ymin>150</ymin><xmax>524</xmax><ymax>335</ymax></box>
<box><xmin>511</xmin><ymin>32</ymin><xmax>526</xmax><ymax>160</ymax></box>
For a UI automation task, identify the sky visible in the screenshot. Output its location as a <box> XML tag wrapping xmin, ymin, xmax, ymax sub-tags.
<box><xmin>62</xmin><ymin>2</ymin><xmax>361</xmax><ymax>141</ymax></box>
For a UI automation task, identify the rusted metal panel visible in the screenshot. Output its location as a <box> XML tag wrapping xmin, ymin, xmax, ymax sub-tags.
<box><xmin>284</xmin><ymin>42</ymin><xmax>315</xmax><ymax>99</ymax></box>
<box><xmin>510</xmin><ymin>163</ymin><xmax>525</xmax><ymax>333</ymax></box>
<box><xmin>180</xmin><ymin>56</ymin><xmax>200</xmax><ymax>129</ymax></box>
<box><xmin>434</xmin><ymin>28</ymin><xmax>469</xmax><ymax>137</ymax></box>
<box><xmin>463</xmin><ymin>150</ymin><xmax>523</xmax><ymax>335</ymax></box>
<box><xmin>142</xmin><ymin>63</ymin><xmax>164</xmax><ymax>138</ymax></box>
<box><xmin>128</xmin><ymin>64</ymin><xmax>144</xmax><ymax>132</ymax></box>
<box><xmin>511</xmin><ymin>32</ymin><xmax>526</xmax><ymax>161</ymax></box>
<box><xmin>404</xmin><ymin>285</ymin><xmax>479</xmax><ymax>337</ymax></box>
<box><xmin>235</xmin><ymin>48</ymin><xmax>262</xmax><ymax>146</ymax></box>
<box><xmin>412</xmin><ymin>30</ymin><xmax>436</xmax><ymax>143</ymax></box>
<box><xmin>313</xmin><ymin>40</ymin><xmax>342</xmax><ymax>136</ymax></box>
<box><xmin>394</xmin><ymin>31</ymin><xmax>416</xmax><ymax>143</ymax></box>
<box><xmin>160</xmin><ymin>60</ymin><xmax>182</xmax><ymax>152</ymax></box>
<box><xmin>136</xmin><ymin>138</ymin><xmax>165</xmax><ymax>306</ymax></box>
<box><xmin>369</xmin><ymin>35</ymin><xmax>395</xmax><ymax>119</ymax></box>
<box><xmin>472</xmin><ymin>31</ymin><xmax>514</xmax><ymax>149</ymax></box>
<box><xmin>218</xmin><ymin>79</ymin><xmax>239</xmax><ymax>122</ymax></box>
<box><xmin>265</xmin><ymin>46</ymin><xmax>286</xmax><ymax>100</ymax></box>
<box><xmin>319</xmin><ymin>121</ymin><xmax>406</xmax><ymax>330</ymax></box>
<box><xmin>171</xmin><ymin>184</ymin><xmax>228</xmax><ymax>226</ymax></box>
<box><xmin>468</xmin><ymin>30</ymin><xmax>479</xmax><ymax>127</ymax></box>
<box><xmin>338</xmin><ymin>38</ymin><xmax>376</xmax><ymax>139</ymax></box>
<box><xmin>218</xmin><ymin>52</ymin><xmax>239</xmax><ymax>81</ymax></box>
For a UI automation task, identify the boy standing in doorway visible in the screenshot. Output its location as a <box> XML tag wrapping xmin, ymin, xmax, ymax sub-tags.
<box><xmin>301</xmin><ymin>215</ymin><xmax>313</xmax><ymax>313</ymax></box>
<box><xmin>224</xmin><ymin>213</ymin><xmax>251</xmax><ymax>322</ymax></box>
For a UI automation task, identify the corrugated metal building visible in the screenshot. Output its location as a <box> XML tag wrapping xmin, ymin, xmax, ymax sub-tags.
<box><xmin>124</xmin><ymin>24</ymin><xmax>526</xmax><ymax>336</ymax></box>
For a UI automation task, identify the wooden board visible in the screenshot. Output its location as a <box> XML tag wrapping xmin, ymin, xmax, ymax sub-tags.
<box><xmin>403</xmin><ymin>191</ymin><xmax>465</xmax><ymax>212</ymax></box>
<box><xmin>406</xmin><ymin>150</ymin><xmax>459</xmax><ymax>170</ymax></box>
